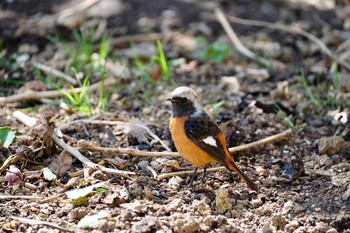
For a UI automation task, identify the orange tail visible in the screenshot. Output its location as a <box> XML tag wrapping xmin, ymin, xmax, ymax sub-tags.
<box><xmin>226</xmin><ymin>158</ymin><xmax>258</xmax><ymax>191</ymax></box>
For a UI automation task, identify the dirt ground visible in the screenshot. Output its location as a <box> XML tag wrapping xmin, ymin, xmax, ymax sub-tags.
<box><xmin>1</xmin><ymin>0</ymin><xmax>350</xmax><ymax>232</ymax></box>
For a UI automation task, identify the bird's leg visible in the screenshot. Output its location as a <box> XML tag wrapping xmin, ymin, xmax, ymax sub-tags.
<box><xmin>198</xmin><ymin>166</ymin><xmax>207</xmax><ymax>182</ymax></box>
<box><xmin>185</xmin><ymin>167</ymin><xmax>198</xmax><ymax>189</ymax></box>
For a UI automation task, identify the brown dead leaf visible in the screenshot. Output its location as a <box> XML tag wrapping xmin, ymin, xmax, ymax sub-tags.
<box><xmin>105</xmin><ymin>157</ymin><xmax>127</xmax><ymax>170</ymax></box>
<box><xmin>48</xmin><ymin>150</ymin><xmax>73</xmax><ymax>177</ymax></box>
<box><xmin>150</xmin><ymin>64</ymin><xmax>163</xmax><ymax>81</ymax></box>
<box><xmin>166</xmin><ymin>160</ymin><xmax>181</xmax><ymax>170</ymax></box>
<box><xmin>18</xmin><ymin>80</ymin><xmax>46</xmax><ymax>92</ymax></box>
<box><xmin>103</xmin><ymin>192</ymin><xmax>125</xmax><ymax>207</ymax></box>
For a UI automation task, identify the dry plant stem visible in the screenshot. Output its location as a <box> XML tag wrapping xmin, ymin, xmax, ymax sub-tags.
<box><xmin>10</xmin><ymin>215</ymin><xmax>74</xmax><ymax>233</ymax></box>
<box><xmin>222</xmin><ymin>12</ymin><xmax>350</xmax><ymax>71</ymax></box>
<box><xmin>110</xmin><ymin>33</ymin><xmax>164</xmax><ymax>48</ymax></box>
<box><xmin>229</xmin><ymin>128</ymin><xmax>292</xmax><ymax>153</ymax></box>
<box><xmin>0</xmin><ymin>77</ymin><xmax>116</xmax><ymax>104</ymax></box>
<box><xmin>214</xmin><ymin>8</ymin><xmax>271</xmax><ymax>68</ymax></box>
<box><xmin>62</xmin><ymin>119</ymin><xmax>171</xmax><ymax>151</ymax></box>
<box><xmin>52</xmin><ymin>134</ymin><xmax>136</xmax><ymax>178</ymax></box>
<box><xmin>32</xmin><ymin>61</ymin><xmax>77</xmax><ymax>85</ymax></box>
<box><xmin>78</xmin><ymin>140</ymin><xmax>178</xmax><ymax>157</ymax></box>
<box><xmin>157</xmin><ymin>167</ymin><xmax>225</xmax><ymax>180</ymax></box>
<box><xmin>56</xmin><ymin>0</ymin><xmax>101</xmax><ymax>23</ymax></box>
<box><xmin>80</xmin><ymin>129</ymin><xmax>292</xmax><ymax>158</ymax></box>
<box><xmin>0</xmin><ymin>195</ymin><xmax>44</xmax><ymax>201</ymax></box>
<box><xmin>306</xmin><ymin>168</ymin><xmax>335</xmax><ymax>177</ymax></box>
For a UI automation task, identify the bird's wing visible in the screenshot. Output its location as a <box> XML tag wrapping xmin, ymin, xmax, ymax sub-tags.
<box><xmin>184</xmin><ymin>114</ymin><xmax>228</xmax><ymax>166</ymax></box>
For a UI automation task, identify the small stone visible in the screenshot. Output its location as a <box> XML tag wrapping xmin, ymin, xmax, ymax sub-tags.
<box><xmin>326</xmin><ymin>228</ymin><xmax>338</xmax><ymax>233</ymax></box>
<box><xmin>319</xmin><ymin>136</ymin><xmax>347</xmax><ymax>155</ymax></box>
<box><xmin>167</xmin><ymin>198</ymin><xmax>183</xmax><ymax>212</ymax></box>
<box><xmin>142</xmin><ymin>107</ymin><xmax>152</xmax><ymax>115</ymax></box>
<box><xmin>16</xmin><ymin>54</ymin><xmax>30</xmax><ymax>63</ymax></box>
<box><xmin>128</xmin><ymin>183</ymin><xmax>142</xmax><ymax>197</ymax></box>
<box><xmin>67</xmin><ymin>207</ymin><xmax>87</xmax><ymax>221</ymax></box>
<box><xmin>167</xmin><ymin>176</ymin><xmax>182</xmax><ymax>190</ymax></box>
<box><xmin>282</xmin><ymin>200</ymin><xmax>295</xmax><ymax>214</ymax></box>
<box><xmin>193</xmin><ymin>198</ymin><xmax>211</xmax><ymax>215</ymax></box>
<box><xmin>285</xmin><ymin>220</ymin><xmax>299</xmax><ymax>233</ymax></box>
<box><xmin>261</xmin><ymin>222</ymin><xmax>273</xmax><ymax>233</ymax></box>
<box><xmin>137</xmin><ymin>160</ymin><xmax>149</xmax><ymax>170</ymax></box>
<box><xmin>293</xmin><ymin>203</ymin><xmax>305</xmax><ymax>214</ymax></box>
<box><xmin>169</xmin><ymin>213</ymin><xmax>200</xmax><ymax>233</ymax></box>
<box><xmin>251</xmin><ymin>198</ymin><xmax>263</xmax><ymax>208</ymax></box>
<box><xmin>18</xmin><ymin>43</ymin><xmax>38</xmax><ymax>54</ymax></box>
<box><xmin>271</xmin><ymin>214</ymin><xmax>287</xmax><ymax>230</ymax></box>
<box><xmin>121</xmin><ymin>201</ymin><xmax>143</xmax><ymax>213</ymax></box>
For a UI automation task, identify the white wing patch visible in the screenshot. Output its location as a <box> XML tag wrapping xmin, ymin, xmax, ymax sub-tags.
<box><xmin>202</xmin><ymin>136</ymin><xmax>217</xmax><ymax>147</ymax></box>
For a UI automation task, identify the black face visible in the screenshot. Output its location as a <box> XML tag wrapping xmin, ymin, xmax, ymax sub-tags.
<box><xmin>170</xmin><ymin>96</ymin><xmax>196</xmax><ymax>117</ymax></box>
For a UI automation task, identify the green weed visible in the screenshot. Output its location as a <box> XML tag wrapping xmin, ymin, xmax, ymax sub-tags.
<box><xmin>195</xmin><ymin>36</ymin><xmax>232</xmax><ymax>62</ymax></box>
<box><xmin>131</xmin><ymin>40</ymin><xmax>174</xmax><ymax>103</ymax></box>
<box><xmin>53</xmin><ymin>76</ymin><xmax>93</xmax><ymax>115</ymax></box>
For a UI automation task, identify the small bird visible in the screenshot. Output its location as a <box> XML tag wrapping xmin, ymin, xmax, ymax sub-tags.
<box><xmin>165</xmin><ymin>86</ymin><xmax>258</xmax><ymax>191</ymax></box>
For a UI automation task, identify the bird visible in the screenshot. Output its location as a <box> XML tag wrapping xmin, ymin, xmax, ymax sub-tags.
<box><xmin>165</xmin><ymin>86</ymin><xmax>258</xmax><ymax>191</ymax></box>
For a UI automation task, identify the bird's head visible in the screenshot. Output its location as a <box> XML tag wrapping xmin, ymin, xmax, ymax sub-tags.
<box><xmin>165</xmin><ymin>86</ymin><xmax>203</xmax><ymax>117</ymax></box>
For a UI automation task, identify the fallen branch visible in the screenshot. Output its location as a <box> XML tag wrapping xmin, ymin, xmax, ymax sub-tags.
<box><xmin>52</xmin><ymin>134</ymin><xmax>136</xmax><ymax>178</ymax></box>
<box><xmin>61</xmin><ymin>119</ymin><xmax>171</xmax><ymax>151</ymax></box>
<box><xmin>215</xmin><ymin>9</ymin><xmax>350</xmax><ymax>71</ymax></box>
<box><xmin>214</xmin><ymin>8</ymin><xmax>271</xmax><ymax>68</ymax></box>
<box><xmin>0</xmin><ymin>77</ymin><xmax>116</xmax><ymax>104</ymax></box>
<box><xmin>229</xmin><ymin>128</ymin><xmax>292</xmax><ymax>153</ymax></box>
<box><xmin>56</xmin><ymin>0</ymin><xmax>101</xmax><ymax>24</ymax></box>
<box><xmin>81</xmin><ymin>129</ymin><xmax>292</xmax><ymax>157</ymax></box>
<box><xmin>32</xmin><ymin>61</ymin><xmax>77</xmax><ymax>85</ymax></box>
<box><xmin>157</xmin><ymin>167</ymin><xmax>225</xmax><ymax>180</ymax></box>
<box><xmin>10</xmin><ymin>215</ymin><xmax>74</xmax><ymax>233</ymax></box>
<box><xmin>78</xmin><ymin>140</ymin><xmax>178</xmax><ymax>157</ymax></box>
<box><xmin>305</xmin><ymin>168</ymin><xmax>335</xmax><ymax>177</ymax></box>
<box><xmin>0</xmin><ymin>195</ymin><xmax>44</xmax><ymax>201</ymax></box>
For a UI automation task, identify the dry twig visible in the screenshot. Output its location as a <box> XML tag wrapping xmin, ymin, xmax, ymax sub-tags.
<box><xmin>214</xmin><ymin>8</ymin><xmax>271</xmax><ymax>68</ymax></box>
<box><xmin>156</xmin><ymin>167</ymin><xmax>225</xmax><ymax>180</ymax></box>
<box><xmin>32</xmin><ymin>61</ymin><xmax>77</xmax><ymax>85</ymax></box>
<box><xmin>216</xmin><ymin>9</ymin><xmax>350</xmax><ymax>71</ymax></box>
<box><xmin>229</xmin><ymin>128</ymin><xmax>292</xmax><ymax>153</ymax></box>
<box><xmin>80</xmin><ymin>129</ymin><xmax>292</xmax><ymax>158</ymax></box>
<box><xmin>10</xmin><ymin>215</ymin><xmax>74</xmax><ymax>232</ymax></box>
<box><xmin>52</xmin><ymin>134</ymin><xmax>136</xmax><ymax>178</ymax></box>
<box><xmin>0</xmin><ymin>195</ymin><xmax>44</xmax><ymax>201</ymax></box>
<box><xmin>0</xmin><ymin>77</ymin><xmax>116</xmax><ymax>104</ymax></box>
<box><xmin>78</xmin><ymin>140</ymin><xmax>178</xmax><ymax>157</ymax></box>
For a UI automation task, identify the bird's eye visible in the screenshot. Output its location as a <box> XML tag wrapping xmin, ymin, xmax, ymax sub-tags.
<box><xmin>180</xmin><ymin>97</ymin><xmax>187</xmax><ymax>102</ymax></box>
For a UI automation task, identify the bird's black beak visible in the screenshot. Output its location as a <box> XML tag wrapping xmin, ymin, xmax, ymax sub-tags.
<box><xmin>164</xmin><ymin>97</ymin><xmax>173</xmax><ymax>102</ymax></box>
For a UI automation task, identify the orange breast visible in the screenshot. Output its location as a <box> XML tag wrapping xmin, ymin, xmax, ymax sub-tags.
<box><xmin>169</xmin><ymin>116</ymin><xmax>216</xmax><ymax>167</ymax></box>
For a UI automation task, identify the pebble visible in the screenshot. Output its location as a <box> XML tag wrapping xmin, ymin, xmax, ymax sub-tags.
<box><xmin>137</xmin><ymin>160</ymin><xmax>149</xmax><ymax>170</ymax></box>
<box><xmin>293</xmin><ymin>203</ymin><xmax>305</xmax><ymax>214</ymax></box>
<box><xmin>285</xmin><ymin>220</ymin><xmax>299</xmax><ymax>233</ymax></box>
<box><xmin>326</xmin><ymin>228</ymin><xmax>338</xmax><ymax>233</ymax></box>
<box><xmin>283</xmin><ymin>200</ymin><xmax>295</xmax><ymax>212</ymax></box>
<box><xmin>128</xmin><ymin>183</ymin><xmax>142</xmax><ymax>197</ymax></box>
<box><xmin>167</xmin><ymin>198</ymin><xmax>183</xmax><ymax>212</ymax></box>
<box><xmin>16</xmin><ymin>54</ymin><xmax>30</xmax><ymax>63</ymax></box>
<box><xmin>169</xmin><ymin>213</ymin><xmax>200</xmax><ymax>233</ymax></box>
<box><xmin>193</xmin><ymin>198</ymin><xmax>211</xmax><ymax>215</ymax></box>
<box><xmin>251</xmin><ymin>198</ymin><xmax>263</xmax><ymax>208</ymax></box>
<box><xmin>18</xmin><ymin>43</ymin><xmax>38</xmax><ymax>54</ymax></box>
<box><xmin>271</xmin><ymin>214</ymin><xmax>287</xmax><ymax>229</ymax></box>
<box><xmin>318</xmin><ymin>136</ymin><xmax>347</xmax><ymax>155</ymax></box>
<box><xmin>261</xmin><ymin>222</ymin><xmax>273</xmax><ymax>233</ymax></box>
